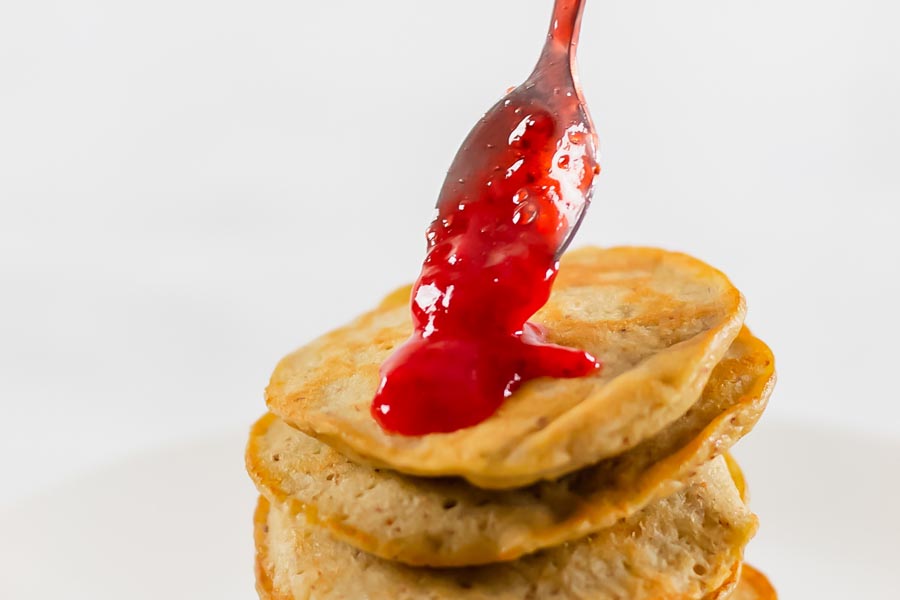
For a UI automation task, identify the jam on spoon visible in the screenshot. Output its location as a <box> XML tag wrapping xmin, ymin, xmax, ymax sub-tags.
<box><xmin>372</xmin><ymin>0</ymin><xmax>601</xmax><ymax>435</ymax></box>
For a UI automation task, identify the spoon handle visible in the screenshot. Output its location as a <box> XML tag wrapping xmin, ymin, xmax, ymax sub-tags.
<box><xmin>546</xmin><ymin>0</ymin><xmax>587</xmax><ymax>51</ymax></box>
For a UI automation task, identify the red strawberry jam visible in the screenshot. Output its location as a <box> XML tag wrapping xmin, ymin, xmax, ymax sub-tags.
<box><xmin>372</xmin><ymin>0</ymin><xmax>601</xmax><ymax>435</ymax></box>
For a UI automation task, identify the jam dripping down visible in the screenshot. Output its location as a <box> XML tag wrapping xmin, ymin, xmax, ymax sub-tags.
<box><xmin>372</xmin><ymin>0</ymin><xmax>601</xmax><ymax>435</ymax></box>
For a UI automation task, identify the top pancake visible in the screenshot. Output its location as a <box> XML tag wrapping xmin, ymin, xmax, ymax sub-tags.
<box><xmin>267</xmin><ymin>246</ymin><xmax>746</xmax><ymax>488</ymax></box>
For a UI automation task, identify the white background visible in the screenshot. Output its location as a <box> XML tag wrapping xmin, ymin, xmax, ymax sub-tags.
<box><xmin>0</xmin><ymin>0</ymin><xmax>898</xmax><ymax>593</ymax></box>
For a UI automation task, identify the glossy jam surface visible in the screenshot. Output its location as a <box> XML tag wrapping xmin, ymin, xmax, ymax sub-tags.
<box><xmin>372</xmin><ymin>0</ymin><xmax>601</xmax><ymax>435</ymax></box>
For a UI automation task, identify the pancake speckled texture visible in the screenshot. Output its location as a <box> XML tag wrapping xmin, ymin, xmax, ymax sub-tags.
<box><xmin>247</xmin><ymin>329</ymin><xmax>773</xmax><ymax>566</ymax></box>
<box><xmin>266</xmin><ymin>246</ymin><xmax>746</xmax><ymax>488</ymax></box>
<box><xmin>253</xmin><ymin>457</ymin><xmax>756</xmax><ymax>600</ymax></box>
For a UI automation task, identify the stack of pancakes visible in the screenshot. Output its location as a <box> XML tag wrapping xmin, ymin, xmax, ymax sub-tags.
<box><xmin>246</xmin><ymin>247</ymin><xmax>777</xmax><ymax>599</ymax></box>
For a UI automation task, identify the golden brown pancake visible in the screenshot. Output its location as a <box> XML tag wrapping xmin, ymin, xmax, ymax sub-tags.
<box><xmin>255</xmin><ymin>558</ymin><xmax>769</xmax><ymax>600</ymax></box>
<box><xmin>248</xmin><ymin>328</ymin><xmax>773</xmax><ymax>566</ymax></box>
<box><xmin>730</xmin><ymin>565</ymin><xmax>778</xmax><ymax>600</ymax></box>
<box><xmin>266</xmin><ymin>246</ymin><xmax>746</xmax><ymax>488</ymax></box>
<box><xmin>253</xmin><ymin>456</ymin><xmax>756</xmax><ymax>600</ymax></box>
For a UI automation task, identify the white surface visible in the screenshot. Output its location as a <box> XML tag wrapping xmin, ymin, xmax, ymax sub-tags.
<box><xmin>0</xmin><ymin>0</ymin><xmax>898</xmax><ymax>589</ymax></box>
<box><xmin>0</xmin><ymin>420</ymin><xmax>897</xmax><ymax>599</ymax></box>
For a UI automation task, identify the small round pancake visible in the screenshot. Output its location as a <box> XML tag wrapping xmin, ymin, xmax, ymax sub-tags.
<box><xmin>255</xmin><ymin>557</ymin><xmax>765</xmax><ymax>600</ymax></box>
<box><xmin>266</xmin><ymin>246</ymin><xmax>747</xmax><ymax>488</ymax></box>
<box><xmin>248</xmin><ymin>328</ymin><xmax>773</xmax><ymax>566</ymax></box>
<box><xmin>731</xmin><ymin>565</ymin><xmax>778</xmax><ymax>600</ymax></box>
<box><xmin>253</xmin><ymin>457</ymin><xmax>756</xmax><ymax>600</ymax></box>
